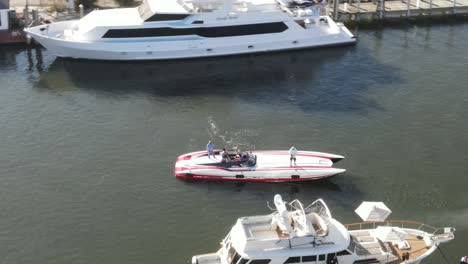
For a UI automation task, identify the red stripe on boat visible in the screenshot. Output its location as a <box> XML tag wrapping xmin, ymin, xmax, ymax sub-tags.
<box><xmin>174</xmin><ymin>173</ymin><xmax>338</xmax><ymax>182</ymax></box>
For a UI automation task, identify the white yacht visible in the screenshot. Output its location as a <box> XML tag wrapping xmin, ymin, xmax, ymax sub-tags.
<box><xmin>193</xmin><ymin>195</ymin><xmax>455</xmax><ymax>264</ymax></box>
<box><xmin>24</xmin><ymin>0</ymin><xmax>356</xmax><ymax>60</ymax></box>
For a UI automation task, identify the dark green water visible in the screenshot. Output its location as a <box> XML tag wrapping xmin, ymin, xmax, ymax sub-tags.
<box><xmin>0</xmin><ymin>22</ymin><xmax>467</xmax><ymax>264</ymax></box>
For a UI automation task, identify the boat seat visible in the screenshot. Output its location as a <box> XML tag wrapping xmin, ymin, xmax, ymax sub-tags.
<box><xmin>307</xmin><ymin>213</ymin><xmax>328</xmax><ymax>236</ymax></box>
<box><xmin>351</xmin><ymin>235</ymin><xmax>375</xmax><ymax>243</ymax></box>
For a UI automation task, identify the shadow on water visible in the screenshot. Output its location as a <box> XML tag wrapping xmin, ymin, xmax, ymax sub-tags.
<box><xmin>36</xmin><ymin>45</ymin><xmax>402</xmax><ymax>113</ymax></box>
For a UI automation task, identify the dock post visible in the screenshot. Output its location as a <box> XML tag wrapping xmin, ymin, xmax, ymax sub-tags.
<box><xmin>429</xmin><ymin>0</ymin><xmax>432</xmax><ymax>15</ymax></box>
<box><xmin>379</xmin><ymin>0</ymin><xmax>384</xmax><ymax>19</ymax></box>
<box><xmin>79</xmin><ymin>4</ymin><xmax>84</xmax><ymax>17</ymax></box>
<box><xmin>453</xmin><ymin>0</ymin><xmax>457</xmax><ymax>14</ymax></box>
<box><xmin>23</xmin><ymin>7</ymin><xmax>29</xmax><ymax>26</ymax></box>
<box><xmin>31</xmin><ymin>9</ymin><xmax>38</xmax><ymax>27</ymax></box>
<box><xmin>357</xmin><ymin>0</ymin><xmax>361</xmax><ymax>20</ymax></box>
<box><xmin>333</xmin><ymin>0</ymin><xmax>339</xmax><ymax>20</ymax></box>
<box><xmin>406</xmin><ymin>0</ymin><xmax>410</xmax><ymax>17</ymax></box>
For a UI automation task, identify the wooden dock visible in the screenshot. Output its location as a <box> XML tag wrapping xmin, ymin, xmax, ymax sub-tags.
<box><xmin>330</xmin><ymin>0</ymin><xmax>468</xmax><ymax>22</ymax></box>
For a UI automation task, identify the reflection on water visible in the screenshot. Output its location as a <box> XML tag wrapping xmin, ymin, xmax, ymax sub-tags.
<box><xmin>35</xmin><ymin>45</ymin><xmax>401</xmax><ymax>113</ymax></box>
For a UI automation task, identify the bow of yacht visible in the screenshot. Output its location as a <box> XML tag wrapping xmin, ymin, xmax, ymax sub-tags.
<box><xmin>25</xmin><ymin>0</ymin><xmax>356</xmax><ymax>60</ymax></box>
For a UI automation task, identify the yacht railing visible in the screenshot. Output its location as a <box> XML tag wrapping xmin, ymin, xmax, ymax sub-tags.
<box><xmin>345</xmin><ymin>220</ymin><xmax>451</xmax><ymax>236</ymax></box>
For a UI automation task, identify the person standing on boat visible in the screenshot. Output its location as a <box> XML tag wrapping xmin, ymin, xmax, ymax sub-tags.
<box><xmin>207</xmin><ymin>141</ymin><xmax>215</xmax><ymax>158</ymax></box>
<box><xmin>289</xmin><ymin>146</ymin><xmax>298</xmax><ymax>166</ymax></box>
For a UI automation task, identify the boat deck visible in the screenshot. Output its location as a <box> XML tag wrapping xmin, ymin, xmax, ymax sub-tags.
<box><xmin>388</xmin><ymin>234</ymin><xmax>429</xmax><ymax>261</ymax></box>
<box><xmin>350</xmin><ymin>230</ymin><xmax>429</xmax><ymax>262</ymax></box>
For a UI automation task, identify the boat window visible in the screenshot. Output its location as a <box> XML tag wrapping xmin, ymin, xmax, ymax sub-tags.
<box><xmin>102</xmin><ymin>22</ymin><xmax>288</xmax><ymax>38</ymax></box>
<box><xmin>227</xmin><ymin>246</ymin><xmax>237</xmax><ymax>263</ymax></box>
<box><xmin>319</xmin><ymin>254</ymin><xmax>325</xmax><ymax>261</ymax></box>
<box><xmin>284</xmin><ymin>256</ymin><xmax>301</xmax><ymax>263</ymax></box>
<box><xmin>327</xmin><ymin>254</ymin><xmax>337</xmax><ymax>263</ymax></box>
<box><xmin>347</xmin><ymin>237</ymin><xmax>356</xmax><ymax>253</ymax></box>
<box><xmin>337</xmin><ymin>250</ymin><xmax>351</xmax><ymax>256</ymax></box>
<box><xmin>352</xmin><ymin>259</ymin><xmax>379</xmax><ymax>264</ymax></box>
<box><xmin>301</xmin><ymin>255</ymin><xmax>317</xmax><ymax>262</ymax></box>
<box><xmin>145</xmin><ymin>13</ymin><xmax>190</xmax><ymax>22</ymax></box>
<box><xmin>237</xmin><ymin>258</ymin><xmax>249</xmax><ymax>264</ymax></box>
<box><xmin>249</xmin><ymin>260</ymin><xmax>271</xmax><ymax>264</ymax></box>
<box><xmin>231</xmin><ymin>251</ymin><xmax>241</xmax><ymax>264</ymax></box>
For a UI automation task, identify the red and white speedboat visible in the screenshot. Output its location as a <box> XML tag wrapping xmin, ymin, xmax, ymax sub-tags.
<box><xmin>174</xmin><ymin>150</ymin><xmax>345</xmax><ymax>182</ymax></box>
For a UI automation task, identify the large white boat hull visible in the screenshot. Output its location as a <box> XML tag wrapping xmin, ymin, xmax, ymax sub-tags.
<box><xmin>175</xmin><ymin>150</ymin><xmax>345</xmax><ymax>182</ymax></box>
<box><xmin>25</xmin><ymin>18</ymin><xmax>355</xmax><ymax>61</ymax></box>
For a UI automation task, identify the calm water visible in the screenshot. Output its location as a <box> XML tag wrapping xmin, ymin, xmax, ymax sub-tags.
<box><xmin>1</xmin><ymin>22</ymin><xmax>467</xmax><ymax>264</ymax></box>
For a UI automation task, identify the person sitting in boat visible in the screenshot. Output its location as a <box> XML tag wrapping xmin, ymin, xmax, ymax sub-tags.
<box><xmin>233</xmin><ymin>154</ymin><xmax>242</xmax><ymax>165</ymax></box>
<box><xmin>240</xmin><ymin>154</ymin><xmax>248</xmax><ymax>163</ymax></box>
<box><xmin>234</xmin><ymin>146</ymin><xmax>240</xmax><ymax>154</ymax></box>
<box><xmin>221</xmin><ymin>148</ymin><xmax>231</xmax><ymax>163</ymax></box>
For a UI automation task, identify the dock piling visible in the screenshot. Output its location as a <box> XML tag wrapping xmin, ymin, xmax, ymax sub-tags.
<box><xmin>357</xmin><ymin>0</ymin><xmax>361</xmax><ymax>20</ymax></box>
<box><xmin>23</xmin><ymin>7</ymin><xmax>29</xmax><ymax>26</ymax></box>
<box><xmin>79</xmin><ymin>4</ymin><xmax>84</xmax><ymax>17</ymax></box>
<box><xmin>407</xmin><ymin>0</ymin><xmax>410</xmax><ymax>17</ymax></box>
<box><xmin>378</xmin><ymin>0</ymin><xmax>385</xmax><ymax>19</ymax></box>
<box><xmin>333</xmin><ymin>0</ymin><xmax>339</xmax><ymax>20</ymax></box>
<box><xmin>31</xmin><ymin>9</ymin><xmax>38</xmax><ymax>26</ymax></box>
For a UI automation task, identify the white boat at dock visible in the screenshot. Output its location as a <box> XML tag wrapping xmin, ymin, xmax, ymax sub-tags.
<box><xmin>175</xmin><ymin>150</ymin><xmax>345</xmax><ymax>182</ymax></box>
<box><xmin>193</xmin><ymin>194</ymin><xmax>455</xmax><ymax>264</ymax></box>
<box><xmin>24</xmin><ymin>0</ymin><xmax>355</xmax><ymax>60</ymax></box>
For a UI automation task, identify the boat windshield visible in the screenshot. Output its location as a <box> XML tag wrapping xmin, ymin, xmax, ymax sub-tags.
<box><xmin>304</xmin><ymin>199</ymin><xmax>332</xmax><ymax>226</ymax></box>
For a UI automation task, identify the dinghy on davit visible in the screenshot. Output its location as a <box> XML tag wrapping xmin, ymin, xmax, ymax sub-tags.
<box><xmin>174</xmin><ymin>149</ymin><xmax>345</xmax><ymax>182</ymax></box>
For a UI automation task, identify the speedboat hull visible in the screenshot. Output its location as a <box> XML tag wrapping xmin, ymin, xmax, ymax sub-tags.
<box><xmin>174</xmin><ymin>150</ymin><xmax>345</xmax><ymax>182</ymax></box>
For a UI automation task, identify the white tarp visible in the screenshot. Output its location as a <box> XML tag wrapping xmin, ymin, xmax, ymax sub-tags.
<box><xmin>355</xmin><ymin>201</ymin><xmax>392</xmax><ymax>222</ymax></box>
<box><xmin>374</xmin><ymin>226</ymin><xmax>408</xmax><ymax>242</ymax></box>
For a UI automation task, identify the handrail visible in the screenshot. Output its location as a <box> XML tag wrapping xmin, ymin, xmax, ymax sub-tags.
<box><xmin>345</xmin><ymin>219</ymin><xmax>440</xmax><ymax>233</ymax></box>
